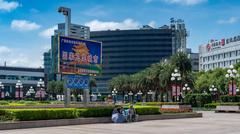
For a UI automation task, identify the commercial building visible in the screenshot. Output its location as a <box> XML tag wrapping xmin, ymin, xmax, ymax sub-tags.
<box><xmin>91</xmin><ymin>19</ymin><xmax>188</xmax><ymax>92</ymax></box>
<box><xmin>0</xmin><ymin>66</ymin><xmax>44</xmax><ymax>98</ymax></box>
<box><xmin>186</xmin><ymin>48</ymin><xmax>199</xmax><ymax>72</ymax></box>
<box><xmin>199</xmin><ymin>35</ymin><xmax>240</xmax><ymax>71</ymax></box>
<box><xmin>44</xmin><ymin>19</ymin><xmax>188</xmax><ymax>93</ymax></box>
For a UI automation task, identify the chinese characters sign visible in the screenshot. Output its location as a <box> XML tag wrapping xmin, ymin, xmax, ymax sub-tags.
<box><xmin>59</xmin><ymin>36</ymin><xmax>102</xmax><ymax>75</ymax></box>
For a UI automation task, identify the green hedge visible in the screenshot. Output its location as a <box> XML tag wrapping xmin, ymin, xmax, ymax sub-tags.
<box><xmin>135</xmin><ymin>102</ymin><xmax>180</xmax><ymax>106</ymax></box>
<box><xmin>76</xmin><ymin>107</ymin><xmax>113</xmax><ymax>117</ymax></box>
<box><xmin>7</xmin><ymin>108</ymin><xmax>77</xmax><ymax>121</ymax></box>
<box><xmin>0</xmin><ymin>106</ymin><xmax>161</xmax><ymax>121</ymax></box>
<box><xmin>135</xmin><ymin>106</ymin><xmax>161</xmax><ymax>115</ymax></box>
<box><xmin>220</xmin><ymin>95</ymin><xmax>240</xmax><ymax>102</ymax></box>
<box><xmin>204</xmin><ymin>103</ymin><xmax>220</xmax><ymax>109</ymax></box>
<box><xmin>184</xmin><ymin>94</ymin><xmax>212</xmax><ymax>107</ymax></box>
<box><xmin>220</xmin><ymin>103</ymin><xmax>240</xmax><ymax>106</ymax></box>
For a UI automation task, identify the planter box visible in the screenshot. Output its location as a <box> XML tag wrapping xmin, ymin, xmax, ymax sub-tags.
<box><xmin>161</xmin><ymin>105</ymin><xmax>192</xmax><ymax>110</ymax></box>
<box><xmin>216</xmin><ymin>105</ymin><xmax>240</xmax><ymax>112</ymax></box>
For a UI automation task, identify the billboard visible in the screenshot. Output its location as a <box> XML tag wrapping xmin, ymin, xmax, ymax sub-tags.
<box><xmin>64</xmin><ymin>75</ymin><xmax>89</xmax><ymax>89</ymax></box>
<box><xmin>58</xmin><ymin>36</ymin><xmax>102</xmax><ymax>75</ymax></box>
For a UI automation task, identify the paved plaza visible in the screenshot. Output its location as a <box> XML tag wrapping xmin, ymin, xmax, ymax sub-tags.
<box><xmin>2</xmin><ymin>111</ymin><xmax>240</xmax><ymax>134</ymax></box>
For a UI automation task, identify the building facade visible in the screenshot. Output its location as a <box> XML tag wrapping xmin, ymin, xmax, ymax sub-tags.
<box><xmin>186</xmin><ymin>48</ymin><xmax>199</xmax><ymax>72</ymax></box>
<box><xmin>0</xmin><ymin>66</ymin><xmax>44</xmax><ymax>98</ymax></box>
<box><xmin>91</xmin><ymin>20</ymin><xmax>188</xmax><ymax>92</ymax></box>
<box><xmin>199</xmin><ymin>35</ymin><xmax>240</xmax><ymax>71</ymax></box>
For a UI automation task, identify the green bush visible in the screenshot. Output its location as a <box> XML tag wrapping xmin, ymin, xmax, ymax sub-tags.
<box><xmin>184</xmin><ymin>94</ymin><xmax>212</xmax><ymax>107</ymax></box>
<box><xmin>204</xmin><ymin>103</ymin><xmax>220</xmax><ymax>109</ymax></box>
<box><xmin>7</xmin><ymin>108</ymin><xmax>77</xmax><ymax>121</ymax></box>
<box><xmin>135</xmin><ymin>106</ymin><xmax>161</xmax><ymax>115</ymax></box>
<box><xmin>220</xmin><ymin>95</ymin><xmax>240</xmax><ymax>102</ymax></box>
<box><xmin>220</xmin><ymin>103</ymin><xmax>240</xmax><ymax>106</ymax></box>
<box><xmin>76</xmin><ymin>107</ymin><xmax>113</xmax><ymax>117</ymax></box>
<box><xmin>135</xmin><ymin>102</ymin><xmax>180</xmax><ymax>106</ymax></box>
<box><xmin>0</xmin><ymin>101</ymin><xmax>9</xmax><ymax>105</ymax></box>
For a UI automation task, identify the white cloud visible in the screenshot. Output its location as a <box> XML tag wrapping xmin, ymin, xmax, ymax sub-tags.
<box><xmin>39</xmin><ymin>25</ymin><xmax>57</xmax><ymax>38</ymax></box>
<box><xmin>85</xmin><ymin>19</ymin><xmax>140</xmax><ymax>31</ymax></box>
<box><xmin>0</xmin><ymin>0</ymin><xmax>20</xmax><ymax>12</ymax></box>
<box><xmin>11</xmin><ymin>20</ymin><xmax>41</xmax><ymax>31</ymax></box>
<box><xmin>163</xmin><ymin>0</ymin><xmax>207</xmax><ymax>5</ymax></box>
<box><xmin>0</xmin><ymin>45</ymin><xmax>42</xmax><ymax>67</ymax></box>
<box><xmin>217</xmin><ymin>17</ymin><xmax>239</xmax><ymax>24</ymax></box>
<box><xmin>148</xmin><ymin>21</ymin><xmax>156</xmax><ymax>28</ymax></box>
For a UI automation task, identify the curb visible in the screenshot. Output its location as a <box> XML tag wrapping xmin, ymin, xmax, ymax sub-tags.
<box><xmin>0</xmin><ymin>112</ymin><xmax>202</xmax><ymax>130</ymax></box>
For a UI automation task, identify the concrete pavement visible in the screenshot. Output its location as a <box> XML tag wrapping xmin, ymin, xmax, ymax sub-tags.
<box><xmin>1</xmin><ymin>111</ymin><xmax>240</xmax><ymax>134</ymax></box>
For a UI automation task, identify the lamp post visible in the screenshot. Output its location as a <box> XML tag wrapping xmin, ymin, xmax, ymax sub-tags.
<box><xmin>112</xmin><ymin>88</ymin><xmax>118</xmax><ymax>104</ymax></box>
<box><xmin>97</xmin><ymin>92</ymin><xmax>101</xmax><ymax>101</ymax></box>
<box><xmin>128</xmin><ymin>91</ymin><xmax>133</xmax><ymax>104</ymax></box>
<box><xmin>209</xmin><ymin>85</ymin><xmax>218</xmax><ymax>102</ymax></box>
<box><xmin>15</xmin><ymin>80</ymin><xmax>23</xmax><ymax>100</ymax></box>
<box><xmin>37</xmin><ymin>79</ymin><xmax>45</xmax><ymax>101</ymax></box>
<box><xmin>0</xmin><ymin>82</ymin><xmax>4</xmax><ymax>99</ymax></box>
<box><xmin>171</xmin><ymin>69</ymin><xmax>182</xmax><ymax>102</ymax></box>
<box><xmin>182</xmin><ymin>84</ymin><xmax>190</xmax><ymax>102</ymax></box>
<box><xmin>225</xmin><ymin>65</ymin><xmax>238</xmax><ymax>96</ymax></box>
<box><xmin>237</xmin><ymin>88</ymin><xmax>240</xmax><ymax>95</ymax></box>
<box><xmin>26</xmin><ymin>86</ymin><xmax>35</xmax><ymax>99</ymax></box>
<box><xmin>137</xmin><ymin>90</ymin><xmax>143</xmax><ymax>102</ymax></box>
<box><xmin>147</xmin><ymin>90</ymin><xmax>154</xmax><ymax>102</ymax></box>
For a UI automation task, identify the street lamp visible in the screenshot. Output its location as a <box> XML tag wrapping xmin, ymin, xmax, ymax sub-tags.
<box><xmin>0</xmin><ymin>82</ymin><xmax>4</xmax><ymax>99</ymax></box>
<box><xmin>209</xmin><ymin>85</ymin><xmax>218</xmax><ymax>102</ymax></box>
<box><xmin>147</xmin><ymin>90</ymin><xmax>153</xmax><ymax>102</ymax></box>
<box><xmin>182</xmin><ymin>84</ymin><xmax>191</xmax><ymax>93</ymax></box>
<box><xmin>26</xmin><ymin>86</ymin><xmax>35</xmax><ymax>99</ymax></box>
<box><xmin>112</xmin><ymin>88</ymin><xmax>118</xmax><ymax>104</ymax></box>
<box><xmin>97</xmin><ymin>92</ymin><xmax>102</xmax><ymax>101</ymax></box>
<box><xmin>128</xmin><ymin>91</ymin><xmax>133</xmax><ymax>103</ymax></box>
<box><xmin>15</xmin><ymin>80</ymin><xmax>23</xmax><ymax>100</ymax></box>
<box><xmin>137</xmin><ymin>90</ymin><xmax>143</xmax><ymax>102</ymax></box>
<box><xmin>171</xmin><ymin>69</ymin><xmax>181</xmax><ymax>101</ymax></box>
<box><xmin>225</xmin><ymin>65</ymin><xmax>238</xmax><ymax>96</ymax></box>
<box><xmin>36</xmin><ymin>79</ymin><xmax>45</xmax><ymax>101</ymax></box>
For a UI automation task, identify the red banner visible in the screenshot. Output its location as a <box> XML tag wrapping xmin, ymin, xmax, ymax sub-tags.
<box><xmin>172</xmin><ymin>84</ymin><xmax>181</xmax><ymax>97</ymax></box>
<box><xmin>229</xmin><ymin>81</ymin><xmax>236</xmax><ymax>96</ymax></box>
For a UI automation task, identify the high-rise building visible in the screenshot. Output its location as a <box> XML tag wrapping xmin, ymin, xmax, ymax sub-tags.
<box><xmin>186</xmin><ymin>48</ymin><xmax>199</xmax><ymax>72</ymax></box>
<box><xmin>90</xmin><ymin>19</ymin><xmax>188</xmax><ymax>92</ymax></box>
<box><xmin>43</xmin><ymin>23</ymin><xmax>90</xmax><ymax>80</ymax></box>
<box><xmin>199</xmin><ymin>35</ymin><xmax>240</xmax><ymax>71</ymax></box>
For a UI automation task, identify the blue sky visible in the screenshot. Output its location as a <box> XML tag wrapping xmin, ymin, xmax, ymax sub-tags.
<box><xmin>0</xmin><ymin>0</ymin><xmax>240</xmax><ymax>67</ymax></box>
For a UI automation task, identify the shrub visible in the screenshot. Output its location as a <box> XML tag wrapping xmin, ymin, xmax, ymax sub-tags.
<box><xmin>7</xmin><ymin>108</ymin><xmax>77</xmax><ymax>121</ymax></box>
<box><xmin>220</xmin><ymin>103</ymin><xmax>240</xmax><ymax>106</ymax></box>
<box><xmin>76</xmin><ymin>107</ymin><xmax>113</xmax><ymax>117</ymax></box>
<box><xmin>135</xmin><ymin>106</ymin><xmax>161</xmax><ymax>115</ymax></box>
<box><xmin>220</xmin><ymin>95</ymin><xmax>240</xmax><ymax>102</ymax></box>
<box><xmin>135</xmin><ymin>102</ymin><xmax>180</xmax><ymax>106</ymax></box>
<box><xmin>184</xmin><ymin>94</ymin><xmax>212</xmax><ymax>107</ymax></box>
<box><xmin>204</xmin><ymin>103</ymin><xmax>220</xmax><ymax>109</ymax></box>
<box><xmin>0</xmin><ymin>101</ymin><xmax>9</xmax><ymax>105</ymax></box>
<box><xmin>160</xmin><ymin>108</ymin><xmax>192</xmax><ymax>113</ymax></box>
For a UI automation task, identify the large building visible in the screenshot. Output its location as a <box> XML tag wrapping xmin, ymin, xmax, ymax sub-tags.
<box><xmin>199</xmin><ymin>35</ymin><xmax>240</xmax><ymax>71</ymax></box>
<box><xmin>0</xmin><ymin>66</ymin><xmax>44</xmax><ymax>98</ymax></box>
<box><xmin>91</xmin><ymin>19</ymin><xmax>188</xmax><ymax>92</ymax></box>
<box><xmin>44</xmin><ymin>19</ymin><xmax>188</xmax><ymax>93</ymax></box>
<box><xmin>186</xmin><ymin>48</ymin><xmax>199</xmax><ymax>72</ymax></box>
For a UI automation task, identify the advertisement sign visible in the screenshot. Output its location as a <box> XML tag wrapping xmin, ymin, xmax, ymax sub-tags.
<box><xmin>59</xmin><ymin>36</ymin><xmax>102</xmax><ymax>75</ymax></box>
<box><xmin>228</xmin><ymin>81</ymin><xmax>236</xmax><ymax>96</ymax></box>
<box><xmin>64</xmin><ymin>75</ymin><xmax>90</xmax><ymax>89</ymax></box>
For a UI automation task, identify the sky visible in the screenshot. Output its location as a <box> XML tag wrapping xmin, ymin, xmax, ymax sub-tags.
<box><xmin>0</xmin><ymin>0</ymin><xmax>240</xmax><ymax>67</ymax></box>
